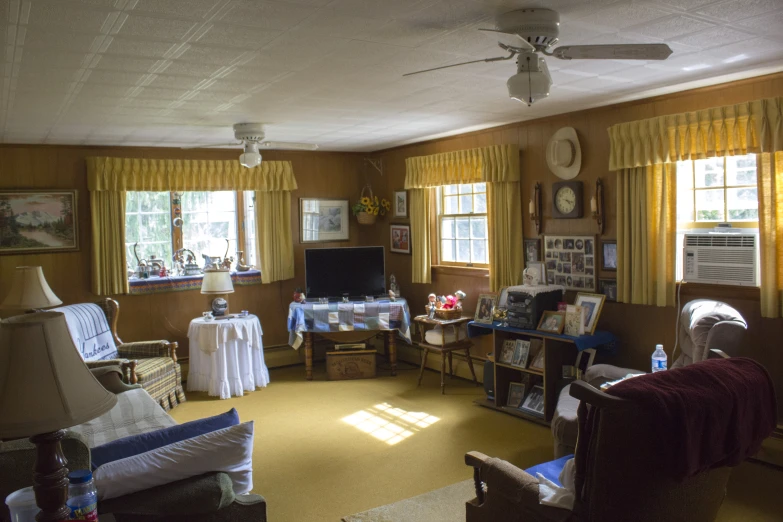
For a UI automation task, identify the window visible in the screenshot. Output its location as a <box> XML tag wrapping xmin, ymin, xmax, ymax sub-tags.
<box><xmin>676</xmin><ymin>154</ymin><xmax>759</xmax><ymax>281</ymax></box>
<box><xmin>437</xmin><ymin>183</ymin><xmax>488</xmax><ymax>267</ymax></box>
<box><xmin>124</xmin><ymin>191</ymin><xmax>255</xmax><ymax>276</ymax></box>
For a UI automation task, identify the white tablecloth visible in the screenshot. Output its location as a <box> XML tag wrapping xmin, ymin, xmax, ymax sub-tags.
<box><xmin>187</xmin><ymin>315</ymin><xmax>269</xmax><ymax>399</ymax></box>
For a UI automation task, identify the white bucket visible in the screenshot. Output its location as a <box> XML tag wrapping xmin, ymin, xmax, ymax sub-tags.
<box><xmin>5</xmin><ymin>487</ymin><xmax>40</xmax><ymax>522</ymax></box>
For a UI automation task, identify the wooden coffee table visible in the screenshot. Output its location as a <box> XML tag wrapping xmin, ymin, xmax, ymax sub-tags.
<box><xmin>413</xmin><ymin>315</ymin><xmax>478</xmax><ymax>394</ymax></box>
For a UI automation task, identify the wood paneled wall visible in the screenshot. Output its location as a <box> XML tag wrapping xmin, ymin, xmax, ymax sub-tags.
<box><xmin>371</xmin><ymin>72</ymin><xmax>783</xmax><ymax>416</ymax></box>
<box><xmin>0</xmin><ymin>145</ymin><xmax>365</xmax><ymax>360</ymax></box>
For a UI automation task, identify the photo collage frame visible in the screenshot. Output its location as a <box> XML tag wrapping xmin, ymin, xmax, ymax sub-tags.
<box><xmin>543</xmin><ymin>235</ymin><xmax>596</xmax><ymax>291</ymax></box>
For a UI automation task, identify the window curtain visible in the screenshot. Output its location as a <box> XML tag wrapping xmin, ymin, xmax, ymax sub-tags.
<box><xmin>616</xmin><ymin>164</ymin><xmax>677</xmax><ymax>307</ymax></box>
<box><xmin>758</xmin><ymin>152</ymin><xmax>783</xmax><ymax>318</ymax></box>
<box><xmin>86</xmin><ymin>157</ymin><xmax>297</xmax><ymax>295</ymax></box>
<box><xmin>404</xmin><ymin>144</ymin><xmax>522</xmax><ymax>291</ymax></box>
<box><xmin>255</xmin><ymin>190</ymin><xmax>294</xmax><ymax>284</ymax></box>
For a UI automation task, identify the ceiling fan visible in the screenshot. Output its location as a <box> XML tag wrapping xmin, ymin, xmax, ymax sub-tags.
<box><xmin>404</xmin><ymin>8</ymin><xmax>673</xmax><ymax>106</ymax></box>
<box><xmin>183</xmin><ymin>123</ymin><xmax>319</xmax><ymax>168</ymax></box>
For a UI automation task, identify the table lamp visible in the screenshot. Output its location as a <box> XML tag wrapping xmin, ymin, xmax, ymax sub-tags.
<box><xmin>0</xmin><ymin>312</ymin><xmax>118</xmax><ymax>522</ymax></box>
<box><xmin>1</xmin><ymin>266</ymin><xmax>62</xmax><ymax>310</ymax></box>
<box><xmin>201</xmin><ymin>269</ymin><xmax>234</xmax><ymax>316</ymax></box>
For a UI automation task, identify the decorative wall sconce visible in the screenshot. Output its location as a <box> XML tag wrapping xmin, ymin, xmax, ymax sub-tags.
<box><xmin>591</xmin><ymin>178</ymin><xmax>605</xmax><ymax>235</ymax></box>
<box><xmin>529</xmin><ymin>182</ymin><xmax>542</xmax><ymax>236</ymax></box>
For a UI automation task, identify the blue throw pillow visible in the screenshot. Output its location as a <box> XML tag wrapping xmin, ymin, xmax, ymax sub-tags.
<box><xmin>524</xmin><ymin>454</ymin><xmax>573</xmax><ymax>487</ymax></box>
<box><xmin>91</xmin><ymin>408</ymin><xmax>240</xmax><ymax>469</ymax></box>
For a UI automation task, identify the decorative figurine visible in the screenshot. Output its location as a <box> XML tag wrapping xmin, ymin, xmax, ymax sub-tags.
<box><xmin>388</xmin><ymin>289</ymin><xmax>396</xmax><ymax>301</ymax></box>
<box><xmin>158</xmin><ymin>264</ymin><xmax>167</xmax><ymax>278</ymax></box>
<box><xmin>454</xmin><ymin>290</ymin><xmax>466</xmax><ymax>310</ymax></box>
<box><xmin>427</xmin><ymin>293</ymin><xmax>437</xmax><ymax>319</ymax></box>
<box><xmin>523</xmin><ymin>266</ymin><xmax>541</xmax><ymax>286</ymax></box>
<box><xmin>437</xmin><ymin>296</ymin><xmax>446</xmax><ymax>309</ymax></box>
<box><xmin>221</xmin><ymin>257</ymin><xmax>233</xmax><ymax>271</ymax></box>
<box><xmin>202</xmin><ymin>254</ymin><xmax>215</xmax><ymax>270</ymax></box>
<box><xmin>293</xmin><ymin>287</ymin><xmax>306</xmax><ymax>304</ymax></box>
<box><xmin>442</xmin><ymin>295</ymin><xmax>458</xmax><ymax>309</ymax></box>
<box><xmin>389</xmin><ymin>274</ymin><xmax>400</xmax><ymax>297</ymax></box>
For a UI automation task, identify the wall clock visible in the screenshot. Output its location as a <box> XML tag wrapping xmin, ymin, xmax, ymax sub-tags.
<box><xmin>552</xmin><ymin>181</ymin><xmax>583</xmax><ymax>219</ymax></box>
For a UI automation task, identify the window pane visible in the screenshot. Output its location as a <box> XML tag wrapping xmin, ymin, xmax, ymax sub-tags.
<box><xmin>181</xmin><ymin>191</ymin><xmax>238</xmax><ymax>257</ymax></box>
<box><xmin>459</xmin><ymin>184</ymin><xmax>473</xmax><ymax>194</ymax></box>
<box><xmin>126</xmin><ymin>192</ymin><xmax>139</xmax><ymax>212</ymax></box>
<box><xmin>243</xmin><ymin>191</ymin><xmax>257</xmax><ymax>268</ymax></box>
<box><xmin>726</xmin><ymin>155</ymin><xmax>757</xmax><ymax>186</ymax></box>
<box><xmin>443</xmin><ymin>185</ymin><xmax>458</xmax><ymax>195</ymax></box>
<box><xmin>139</xmin><ymin>191</ymin><xmax>169</xmax><ymax>212</ymax></box>
<box><xmin>444</xmin><ymin>196</ymin><xmax>458</xmax><ymax>214</ymax></box>
<box><xmin>676</xmin><ymin>161</ymin><xmax>693</xmax><ymax>189</ymax></box>
<box><xmin>441</xmin><ymin>218</ymin><xmax>455</xmax><ymax>239</ymax></box>
<box><xmin>459</xmin><ymin>195</ymin><xmax>473</xmax><ymax>214</ymax></box>
<box><xmin>726</xmin><ymin>187</ymin><xmax>758</xmax><ymax>221</ymax></box>
<box><xmin>677</xmin><ymin>190</ymin><xmax>694</xmax><ymax>222</ymax></box>
<box><xmin>125</xmin><ymin>191</ymin><xmax>172</xmax><ymax>277</ymax></box>
<box><xmin>455</xmin><ymin>218</ymin><xmax>470</xmax><ymax>239</ymax></box>
<box><xmin>473</xmin><ymin>183</ymin><xmax>486</xmax><ymax>193</ymax></box>
<box><xmin>695</xmin><ymin>189</ymin><xmax>724</xmax><ymax>221</ymax></box>
<box><xmin>470</xmin><ymin>217</ymin><xmax>486</xmax><ymax>239</ymax></box>
<box><xmin>456</xmin><ymin>240</ymin><xmax>470</xmax><ymax>262</ymax></box>
<box><xmin>441</xmin><ymin>240</ymin><xmax>455</xmax><ymax>262</ymax></box>
<box><xmin>474</xmin><ymin>193</ymin><xmax>487</xmax><ymax>213</ymax></box>
<box><xmin>694</xmin><ymin>158</ymin><xmax>724</xmax><ymax>188</ymax></box>
<box><xmin>472</xmin><ymin>239</ymin><xmax>487</xmax><ymax>264</ymax></box>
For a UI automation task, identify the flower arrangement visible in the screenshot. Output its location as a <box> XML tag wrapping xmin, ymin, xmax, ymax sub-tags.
<box><xmin>352</xmin><ymin>186</ymin><xmax>390</xmax><ymax>225</ymax></box>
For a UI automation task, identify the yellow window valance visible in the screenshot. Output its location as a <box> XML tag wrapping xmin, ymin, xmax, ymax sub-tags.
<box><xmin>404</xmin><ymin>144</ymin><xmax>520</xmax><ymax>188</ymax></box>
<box><xmin>608</xmin><ymin>96</ymin><xmax>783</xmax><ymax>170</ymax></box>
<box><xmin>87</xmin><ymin>157</ymin><xmax>298</xmax><ymax>192</ymax></box>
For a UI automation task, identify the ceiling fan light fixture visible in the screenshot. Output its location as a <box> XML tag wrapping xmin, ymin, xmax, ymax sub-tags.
<box><xmin>239</xmin><ymin>142</ymin><xmax>262</xmax><ymax>168</ymax></box>
<box><xmin>507</xmin><ymin>53</ymin><xmax>551</xmax><ymax>106</ymax></box>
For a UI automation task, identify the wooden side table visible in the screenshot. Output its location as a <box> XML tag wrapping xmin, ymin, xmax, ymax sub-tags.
<box><xmin>413</xmin><ymin>315</ymin><xmax>479</xmax><ymax>394</ymax></box>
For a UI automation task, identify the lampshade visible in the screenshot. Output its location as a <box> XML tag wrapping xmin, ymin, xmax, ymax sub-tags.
<box><xmin>1</xmin><ymin>266</ymin><xmax>62</xmax><ymax>310</ymax></box>
<box><xmin>0</xmin><ymin>312</ymin><xmax>117</xmax><ymax>439</ymax></box>
<box><xmin>201</xmin><ymin>269</ymin><xmax>234</xmax><ymax>295</ymax></box>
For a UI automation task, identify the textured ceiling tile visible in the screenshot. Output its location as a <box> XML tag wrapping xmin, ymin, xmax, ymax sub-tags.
<box><xmin>177</xmin><ymin>45</ymin><xmax>250</xmax><ymax>65</ymax></box>
<box><xmin>418</xmin><ymin>22</ymin><xmax>505</xmax><ymax>57</ymax></box>
<box><xmin>119</xmin><ymin>15</ymin><xmax>198</xmax><ymax>41</ymax></box>
<box><xmin>28</xmin><ymin>1</ymin><xmax>111</xmax><ymax>31</ymax></box>
<box><xmin>24</xmin><ymin>29</ymin><xmax>97</xmax><ymax>52</ymax></box>
<box><xmin>20</xmin><ymin>51</ymin><xmax>90</xmax><ymax>69</ymax></box>
<box><xmin>628</xmin><ymin>14</ymin><xmax>715</xmax><ymax>39</ymax></box>
<box><xmin>93</xmin><ymin>55</ymin><xmax>163</xmax><ymax>73</ymax></box>
<box><xmin>672</xmin><ymin>26</ymin><xmax>754</xmax><ymax>49</ymax></box>
<box><xmin>292</xmin><ymin>10</ymin><xmax>391</xmax><ymax>40</ymax></box>
<box><xmin>218</xmin><ymin>3</ymin><xmax>314</xmax><ymax>31</ymax></box>
<box><xmin>654</xmin><ymin>0</ymin><xmax>720</xmax><ymax>11</ymax></box>
<box><xmin>196</xmin><ymin>24</ymin><xmax>282</xmax><ymax>49</ymax></box>
<box><xmin>695</xmin><ymin>0</ymin><xmax>783</xmax><ymax>21</ymax></box>
<box><xmin>161</xmin><ymin>60</ymin><xmax>226</xmax><ymax>77</ymax></box>
<box><xmin>83</xmin><ymin>70</ymin><xmax>148</xmax><ymax>85</ymax></box>
<box><xmin>737</xmin><ymin>11</ymin><xmax>783</xmax><ymax>35</ymax></box>
<box><xmin>361</xmin><ymin>20</ymin><xmax>450</xmax><ymax>48</ymax></box>
<box><xmin>136</xmin><ymin>86</ymin><xmax>188</xmax><ymax>100</ymax></box>
<box><xmin>105</xmin><ymin>38</ymin><xmax>177</xmax><ymax>59</ymax></box>
<box><xmin>573</xmin><ymin>2</ymin><xmax>672</xmax><ymax>29</ymax></box>
<box><xmin>148</xmin><ymin>74</ymin><xmax>205</xmax><ymax>89</ymax></box>
<box><xmin>328</xmin><ymin>0</ymin><xmax>434</xmax><ymax>20</ymax></box>
<box><xmin>132</xmin><ymin>0</ymin><xmax>224</xmax><ymax>19</ymax></box>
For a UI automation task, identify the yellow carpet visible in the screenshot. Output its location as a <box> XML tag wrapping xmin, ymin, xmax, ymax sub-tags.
<box><xmin>170</xmin><ymin>363</ymin><xmax>783</xmax><ymax>522</ymax></box>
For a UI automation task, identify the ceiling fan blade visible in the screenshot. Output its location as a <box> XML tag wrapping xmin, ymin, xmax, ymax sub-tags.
<box><xmin>478</xmin><ymin>28</ymin><xmax>535</xmax><ymax>51</ymax></box>
<box><xmin>403</xmin><ymin>52</ymin><xmax>515</xmax><ymax>77</ymax></box>
<box><xmin>180</xmin><ymin>142</ymin><xmax>240</xmax><ymax>149</ymax></box>
<box><xmin>552</xmin><ymin>44</ymin><xmax>673</xmax><ymax>60</ymax></box>
<box><xmin>259</xmin><ymin>141</ymin><xmax>319</xmax><ymax>151</ymax></box>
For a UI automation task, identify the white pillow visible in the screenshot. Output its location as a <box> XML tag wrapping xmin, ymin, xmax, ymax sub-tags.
<box><xmin>424</xmin><ymin>325</ymin><xmax>467</xmax><ymax>346</ymax></box>
<box><xmin>94</xmin><ymin>421</ymin><xmax>254</xmax><ymax>500</ymax></box>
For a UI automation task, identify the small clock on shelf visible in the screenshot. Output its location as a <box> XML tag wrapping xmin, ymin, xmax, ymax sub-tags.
<box><xmin>552</xmin><ymin>181</ymin><xmax>583</xmax><ymax>219</ymax></box>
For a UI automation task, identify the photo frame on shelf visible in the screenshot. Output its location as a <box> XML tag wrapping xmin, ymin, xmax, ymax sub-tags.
<box><xmin>299</xmin><ymin>198</ymin><xmax>349</xmax><ymax>243</ymax></box>
<box><xmin>524</xmin><ymin>238</ymin><xmax>540</xmax><ymax>263</ymax></box>
<box><xmin>0</xmin><ymin>190</ymin><xmax>79</xmax><ymax>254</ymax></box>
<box><xmin>601</xmin><ymin>240</ymin><xmax>617</xmax><ymax>271</ymax></box>
<box><xmin>537</xmin><ymin>311</ymin><xmax>565</xmax><ymax>334</ymax></box>
<box><xmin>520</xmin><ymin>385</ymin><xmax>545</xmax><ymax>417</ymax></box>
<box><xmin>390</xmin><ymin>224</ymin><xmax>411</xmax><ymax>254</ymax></box>
<box><xmin>511</xmin><ymin>339</ymin><xmax>531</xmax><ymax>368</ymax></box>
<box><xmin>507</xmin><ymin>382</ymin><xmax>526</xmax><ymax>408</ymax></box>
<box><xmin>574</xmin><ymin>293</ymin><xmax>606</xmax><ymax>335</ymax></box>
<box><xmin>499</xmin><ymin>340</ymin><xmax>516</xmax><ymax>365</ymax></box>
<box><xmin>542</xmin><ymin>235</ymin><xmax>596</xmax><ymax>291</ymax></box>
<box><xmin>529</xmin><ymin>339</ymin><xmax>545</xmax><ymax>370</ymax></box>
<box><xmin>393</xmin><ymin>189</ymin><xmax>408</xmax><ymax>218</ymax></box>
<box><xmin>474</xmin><ymin>293</ymin><xmax>497</xmax><ymax>324</ymax></box>
<box><xmin>564</xmin><ymin>304</ymin><xmax>585</xmax><ymax>337</ymax></box>
<box><xmin>599</xmin><ymin>278</ymin><xmax>618</xmax><ymax>302</ymax></box>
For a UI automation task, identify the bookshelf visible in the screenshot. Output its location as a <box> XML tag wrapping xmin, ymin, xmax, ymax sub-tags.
<box><xmin>468</xmin><ymin>321</ymin><xmax>616</xmax><ymax>426</ymax></box>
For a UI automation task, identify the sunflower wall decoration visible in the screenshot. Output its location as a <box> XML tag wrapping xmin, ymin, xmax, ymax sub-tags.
<box><xmin>352</xmin><ymin>185</ymin><xmax>390</xmax><ymax>225</ymax></box>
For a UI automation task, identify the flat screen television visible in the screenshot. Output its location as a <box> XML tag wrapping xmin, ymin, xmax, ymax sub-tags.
<box><xmin>305</xmin><ymin>246</ymin><xmax>386</xmax><ymax>299</ymax></box>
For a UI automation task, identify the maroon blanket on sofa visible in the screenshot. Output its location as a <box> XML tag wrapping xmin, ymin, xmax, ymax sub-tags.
<box><xmin>606</xmin><ymin>357</ymin><xmax>777</xmax><ymax>479</ymax></box>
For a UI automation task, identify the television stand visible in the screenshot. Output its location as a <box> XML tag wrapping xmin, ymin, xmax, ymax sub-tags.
<box><xmin>302</xmin><ymin>330</ymin><xmax>397</xmax><ymax>380</ymax></box>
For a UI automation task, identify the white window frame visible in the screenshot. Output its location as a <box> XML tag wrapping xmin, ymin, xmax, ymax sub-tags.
<box><xmin>436</xmin><ymin>183</ymin><xmax>489</xmax><ymax>268</ymax></box>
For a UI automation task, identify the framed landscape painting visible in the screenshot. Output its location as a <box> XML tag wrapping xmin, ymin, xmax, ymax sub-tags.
<box><xmin>299</xmin><ymin>198</ymin><xmax>350</xmax><ymax>243</ymax></box>
<box><xmin>0</xmin><ymin>190</ymin><xmax>78</xmax><ymax>254</ymax></box>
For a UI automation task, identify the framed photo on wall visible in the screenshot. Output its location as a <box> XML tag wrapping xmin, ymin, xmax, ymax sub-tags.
<box><xmin>299</xmin><ymin>198</ymin><xmax>349</xmax><ymax>243</ymax></box>
<box><xmin>524</xmin><ymin>238</ymin><xmax>540</xmax><ymax>263</ymax></box>
<box><xmin>601</xmin><ymin>240</ymin><xmax>617</xmax><ymax>271</ymax></box>
<box><xmin>393</xmin><ymin>189</ymin><xmax>408</xmax><ymax>218</ymax></box>
<box><xmin>390</xmin><ymin>224</ymin><xmax>411</xmax><ymax>254</ymax></box>
<box><xmin>542</xmin><ymin>235</ymin><xmax>596</xmax><ymax>291</ymax></box>
<box><xmin>0</xmin><ymin>190</ymin><xmax>79</xmax><ymax>255</ymax></box>
<box><xmin>599</xmin><ymin>279</ymin><xmax>617</xmax><ymax>302</ymax></box>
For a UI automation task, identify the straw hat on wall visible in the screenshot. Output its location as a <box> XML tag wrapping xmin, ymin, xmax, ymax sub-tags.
<box><xmin>546</xmin><ymin>127</ymin><xmax>581</xmax><ymax>179</ymax></box>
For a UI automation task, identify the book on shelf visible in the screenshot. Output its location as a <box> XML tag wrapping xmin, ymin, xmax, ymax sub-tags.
<box><xmin>519</xmin><ymin>385</ymin><xmax>546</xmax><ymax>417</ymax></box>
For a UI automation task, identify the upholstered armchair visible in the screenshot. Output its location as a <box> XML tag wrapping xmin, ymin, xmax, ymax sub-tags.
<box><xmin>53</xmin><ymin>299</ymin><xmax>185</xmax><ymax>411</ymax></box>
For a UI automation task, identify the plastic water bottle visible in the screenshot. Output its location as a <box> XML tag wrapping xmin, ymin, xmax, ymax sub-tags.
<box><xmin>66</xmin><ymin>470</ymin><xmax>98</xmax><ymax>521</ymax></box>
<box><xmin>651</xmin><ymin>344</ymin><xmax>668</xmax><ymax>373</ymax></box>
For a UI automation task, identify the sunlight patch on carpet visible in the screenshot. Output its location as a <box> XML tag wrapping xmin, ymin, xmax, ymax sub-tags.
<box><xmin>342</xmin><ymin>403</ymin><xmax>440</xmax><ymax>445</ymax></box>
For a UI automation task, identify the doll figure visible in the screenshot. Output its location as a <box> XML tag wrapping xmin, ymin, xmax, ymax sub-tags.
<box><xmin>293</xmin><ymin>287</ymin><xmax>306</xmax><ymax>304</ymax></box>
<box><xmin>454</xmin><ymin>290</ymin><xmax>466</xmax><ymax>310</ymax></box>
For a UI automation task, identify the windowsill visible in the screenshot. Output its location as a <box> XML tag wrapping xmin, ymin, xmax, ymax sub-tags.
<box><xmin>676</xmin><ymin>281</ymin><xmax>760</xmax><ymax>301</ymax></box>
<box><xmin>127</xmin><ymin>269</ymin><xmax>261</xmax><ymax>295</ymax></box>
<box><xmin>432</xmin><ymin>265</ymin><xmax>489</xmax><ymax>278</ymax></box>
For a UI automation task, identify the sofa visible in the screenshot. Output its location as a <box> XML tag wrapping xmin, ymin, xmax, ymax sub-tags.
<box><xmin>0</xmin><ymin>368</ymin><xmax>265</xmax><ymax>522</ymax></box>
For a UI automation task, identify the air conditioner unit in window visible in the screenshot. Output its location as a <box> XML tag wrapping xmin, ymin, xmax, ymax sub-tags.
<box><xmin>682</xmin><ymin>234</ymin><xmax>757</xmax><ymax>286</ymax></box>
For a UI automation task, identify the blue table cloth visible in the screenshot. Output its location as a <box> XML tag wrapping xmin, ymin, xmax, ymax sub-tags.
<box><xmin>467</xmin><ymin>321</ymin><xmax>617</xmax><ymax>353</ymax></box>
<box><xmin>288</xmin><ymin>298</ymin><xmax>412</xmax><ymax>349</ymax></box>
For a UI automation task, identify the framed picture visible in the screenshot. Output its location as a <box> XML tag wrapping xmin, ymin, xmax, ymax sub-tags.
<box><xmin>393</xmin><ymin>189</ymin><xmax>408</xmax><ymax>218</ymax></box>
<box><xmin>390</xmin><ymin>224</ymin><xmax>411</xmax><ymax>254</ymax></box>
<box><xmin>537</xmin><ymin>311</ymin><xmax>565</xmax><ymax>334</ymax></box>
<box><xmin>474</xmin><ymin>293</ymin><xmax>497</xmax><ymax>324</ymax></box>
<box><xmin>0</xmin><ymin>190</ymin><xmax>79</xmax><ymax>255</ymax></box>
<box><xmin>564</xmin><ymin>304</ymin><xmax>585</xmax><ymax>337</ymax></box>
<box><xmin>529</xmin><ymin>339</ymin><xmax>545</xmax><ymax>370</ymax></box>
<box><xmin>542</xmin><ymin>235</ymin><xmax>596</xmax><ymax>291</ymax></box>
<box><xmin>520</xmin><ymin>385</ymin><xmax>545</xmax><ymax>416</ymax></box>
<box><xmin>574</xmin><ymin>293</ymin><xmax>606</xmax><ymax>335</ymax></box>
<box><xmin>524</xmin><ymin>238</ymin><xmax>540</xmax><ymax>263</ymax></box>
<box><xmin>599</xmin><ymin>279</ymin><xmax>617</xmax><ymax>302</ymax></box>
<box><xmin>299</xmin><ymin>198</ymin><xmax>349</xmax><ymax>243</ymax></box>
<box><xmin>601</xmin><ymin>240</ymin><xmax>617</xmax><ymax>271</ymax></box>
<box><xmin>507</xmin><ymin>382</ymin><xmax>526</xmax><ymax>408</ymax></box>
<box><xmin>512</xmin><ymin>339</ymin><xmax>531</xmax><ymax>368</ymax></box>
<box><xmin>498</xmin><ymin>340</ymin><xmax>516</xmax><ymax>365</ymax></box>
